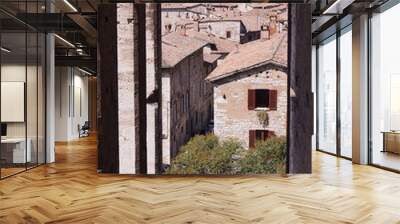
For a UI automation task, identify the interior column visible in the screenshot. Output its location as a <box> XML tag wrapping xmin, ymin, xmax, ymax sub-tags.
<box><xmin>352</xmin><ymin>14</ymin><xmax>369</xmax><ymax>165</ymax></box>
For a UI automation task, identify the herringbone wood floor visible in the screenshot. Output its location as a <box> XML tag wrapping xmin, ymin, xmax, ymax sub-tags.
<box><xmin>1</xmin><ymin>135</ymin><xmax>400</xmax><ymax>224</ymax></box>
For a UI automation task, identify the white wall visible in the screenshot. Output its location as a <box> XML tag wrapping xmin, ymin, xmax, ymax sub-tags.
<box><xmin>55</xmin><ymin>67</ymin><xmax>89</xmax><ymax>141</ymax></box>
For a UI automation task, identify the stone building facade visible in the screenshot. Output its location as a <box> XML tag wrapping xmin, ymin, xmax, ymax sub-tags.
<box><xmin>161</xmin><ymin>32</ymin><xmax>213</xmax><ymax>164</ymax></box>
<box><xmin>207</xmin><ymin>32</ymin><xmax>287</xmax><ymax>149</ymax></box>
<box><xmin>198</xmin><ymin>19</ymin><xmax>263</xmax><ymax>44</ymax></box>
<box><xmin>161</xmin><ymin>3</ymin><xmax>211</xmax><ymax>34</ymax></box>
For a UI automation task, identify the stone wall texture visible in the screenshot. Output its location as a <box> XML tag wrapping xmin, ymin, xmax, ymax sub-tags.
<box><xmin>117</xmin><ymin>3</ymin><xmax>137</xmax><ymax>174</ymax></box>
<box><xmin>145</xmin><ymin>3</ymin><xmax>162</xmax><ymax>174</ymax></box>
<box><xmin>162</xmin><ymin>49</ymin><xmax>213</xmax><ymax>164</ymax></box>
<box><xmin>214</xmin><ymin>67</ymin><xmax>287</xmax><ymax>148</ymax></box>
<box><xmin>199</xmin><ymin>21</ymin><xmax>242</xmax><ymax>43</ymax></box>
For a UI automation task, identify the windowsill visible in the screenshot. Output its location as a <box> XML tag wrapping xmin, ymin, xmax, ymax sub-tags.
<box><xmin>254</xmin><ymin>107</ymin><xmax>270</xmax><ymax>111</ymax></box>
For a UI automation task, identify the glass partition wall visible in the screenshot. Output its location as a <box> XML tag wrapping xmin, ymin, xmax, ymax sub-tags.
<box><xmin>316</xmin><ymin>26</ymin><xmax>353</xmax><ymax>159</ymax></box>
<box><xmin>0</xmin><ymin>2</ymin><xmax>46</xmax><ymax>179</ymax></box>
<box><xmin>370</xmin><ymin>3</ymin><xmax>400</xmax><ymax>171</ymax></box>
<box><xmin>339</xmin><ymin>26</ymin><xmax>352</xmax><ymax>159</ymax></box>
<box><xmin>317</xmin><ymin>35</ymin><xmax>337</xmax><ymax>155</ymax></box>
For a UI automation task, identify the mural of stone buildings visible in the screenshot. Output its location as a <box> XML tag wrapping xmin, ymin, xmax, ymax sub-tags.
<box><xmin>161</xmin><ymin>32</ymin><xmax>213</xmax><ymax>164</ymax></box>
<box><xmin>160</xmin><ymin>3</ymin><xmax>288</xmax><ymax>163</ymax></box>
<box><xmin>207</xmin><ymin>32</ymin><xmax>288</xmax><ymax>149</ymax></box>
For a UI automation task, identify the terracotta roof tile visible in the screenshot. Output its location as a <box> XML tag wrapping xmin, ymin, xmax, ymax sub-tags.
<box><xmin>199</xmin><ymin>14</ymin><xmax>269</xmax><ymax>32</ymax></box>
<box><xmin>207</xmin><ymin>32</ymin><xmax>287</xmax><ymax>82</ymax></box>
<box><xmin>185</xmin><ymin>30</ymin><xmax>238</xmax><ymax>53</ymax></box>
<box><xmin>161</xmin><ymin>3</ymin><xmax>203</xmax><ymax>9</ymax></box>
<box><xmin>162</xmin><ymin>32</ymin><xmax>208</xmax><ymax>68</ymax></box>
<box><xmin>204</xmin><ymin>53</ymin><xmax>222</xmax><ymax>64</ymax></box>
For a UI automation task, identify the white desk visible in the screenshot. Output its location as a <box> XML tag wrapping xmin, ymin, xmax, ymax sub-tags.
<box><xmin>1</xmin><ymin>138</ymin><xmax>31</xmax><ymax>163</ymax></box>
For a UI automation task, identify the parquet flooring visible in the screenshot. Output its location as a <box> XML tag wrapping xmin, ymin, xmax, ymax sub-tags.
<box><xmin>1</xmin><ymin>135</ymin><xmax>400</xmax><ymax>223</ymax></box>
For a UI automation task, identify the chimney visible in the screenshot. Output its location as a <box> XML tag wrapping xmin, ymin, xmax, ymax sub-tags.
<box><xmin>234</xmin><ymin>44</ymin><xmax>239</xmax><ymax>53</ymax></box>
<box><xmin>183</xmin><ymin>25</ymin><xmax>187</xmax><ymax>36</ymax></box>
<box><xmin>268</xmin><ymin>11</ymin><xmax>278</xmax><ymax>36</ymax></box>
<box><xmin>261</xmin><ymin>25</ymin><xmax>270</xmax><ymax>40</ymax></box>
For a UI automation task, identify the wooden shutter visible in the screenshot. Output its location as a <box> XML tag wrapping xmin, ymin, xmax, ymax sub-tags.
<box><xmin>268</xmin><ymin>89</ymin><xmax>278</xmax><ymax>110</ymax></box>
<box><xmin>266</xmin><ymin>131</ymin><xmax>275</xmax><ymax>139</ymax></box>
<box><xmin>248</xmin><ymin>89</ymin><xmax>255</xmax><ymax>110</ymax></box>
<box><xmin>249</xmin><ymin>130</ymin><xmax>256</xmax><ymax>148</ymax></box>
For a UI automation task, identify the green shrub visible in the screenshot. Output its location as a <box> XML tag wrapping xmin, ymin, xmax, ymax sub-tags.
<box><xmin>165</xmin><ymin>134</ymin><xmax>244</xmax><ymax>175</ymax></box>
<box><xmin>239</xmin><ymin>137</ymin><xmax>286</xmax><ymax>174</ymax></box>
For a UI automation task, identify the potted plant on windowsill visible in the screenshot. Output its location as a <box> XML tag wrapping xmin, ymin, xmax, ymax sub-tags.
<box><xmin>256</xmin><ymin>110</ymin><xmax>269</xmax><ymax>128</ymax></box>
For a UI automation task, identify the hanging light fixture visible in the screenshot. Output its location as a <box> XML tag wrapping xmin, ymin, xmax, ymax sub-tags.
<box><xmin>63</xmin><ymin>0</ymin><xmax>78</xmax><ymax>12</ymax></box>
<box><xmin>0</xmin><ymin>47</ymin><xmax>11</xmax><ymax>53</ymax></box>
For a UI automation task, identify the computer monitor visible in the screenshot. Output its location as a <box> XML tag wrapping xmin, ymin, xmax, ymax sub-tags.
<box><xmin>1</xmin><ymin>123</ymin><xmax>7</xmax><ymax>137</ymax></box>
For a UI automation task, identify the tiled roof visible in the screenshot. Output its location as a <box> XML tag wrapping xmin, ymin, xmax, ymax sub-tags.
<box><xmin>207</xmin><ymin>32</ymin><xmax>287</xmax><ymax>82</ymax></box>
<box><xmin>161</xmin><ymin>3</ymin><xmax>203</xmax><ymax>9</ymax></box>
<box><xmin>211</xmin><ymin>3</ymin><xmax>239</xmax><ymax>8</ymax></box>
<box><xmin>250</xmin><ymin>3</ymin><xmax>287</xmax><ymax>11</ymax></box>
<box><xmin>204</xmin><ymin>53</ymin><xmax>222</xmax><ymax>64</ymax></box>
<box><xmin>162</xmin><ymin>32</ymin><xmax>208</xmax><ymax>68</ymax></box>
<box><xmin>199</xmin><ymin>14</ymin><xmax>269</xmax><ymax>32</ymax></box>
<box><xmin>185</xmin><ymin>30</ymin><xmax>238</xmax><ymax>53</ymax></box>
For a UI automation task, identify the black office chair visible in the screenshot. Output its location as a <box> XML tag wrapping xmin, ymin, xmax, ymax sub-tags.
<box><xmin>79</xmin><ymin>121</ymin><xmax>90</xmax><ymax>138</ymax></box>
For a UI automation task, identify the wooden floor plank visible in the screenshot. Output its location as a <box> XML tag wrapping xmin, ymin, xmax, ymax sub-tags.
<box><xmin>1</xmin><ymin>135</ymin><xmax>400</xmax><ymax>223</ymax></box>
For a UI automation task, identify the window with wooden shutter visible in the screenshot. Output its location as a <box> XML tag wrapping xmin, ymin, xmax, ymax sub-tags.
<box><xmin>266</xmin><ymin>130</ymin><xmax>275</xmax><ymax>139</ymax></box>
<box><xmin>255</xmin><ymin>130</ymin><xmax>275</xmax><ymax>142</ymax></box>
<box><xmin>249</xmin><ymin>130</ymin><xmax>256</xmax><ymax>148</ymax></box>
<box><xmin>250</xmin><ymin>89</ymin><xmax>278</xmax><ymax>110</ymax></box>
<box><xmin>268</xmin><ymin>89</ymin><xmax>278</xmax><ymax>110</ymax></box>
<box><xmin>255</xmin><ymin>89</ymin><xmax>269</xmax><ymax>108</ymax></box>
<box><xmin>248</xmin><ymin>89</ymin><xmax>255</xmax><ymax>110</ymax></box>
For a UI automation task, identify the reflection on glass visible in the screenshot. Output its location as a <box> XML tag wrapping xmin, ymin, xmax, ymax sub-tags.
<box><xmin>27</xmin><ymin>31</ymin><xmax>38</xmax><ymax>169</ymax></box>
<box><xmin>371</xmin><ymin>4</ymin><xmax>400</xmax><ymax>171</ymax></box>
<box><xmin>1</xmin><ymin>32</ymin><xmax>28</xmax><ymax>177</ymax></box>
<box><xmin>340</xmin><ymin>28</ymin><xmax>352</xmax><ymax>158</ymax></box>
<box><xmin>38</xmin><ymin>33</ymin><xmax>46</xmax><ymax>165</ymax></box>
<box><xmin>318</xmin><ymin>36</ymin><xmax>337</xmax><ymax>154</ymax></box>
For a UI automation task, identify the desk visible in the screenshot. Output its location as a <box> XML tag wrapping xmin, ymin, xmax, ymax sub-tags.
<box><xmin>1</xmin><ymin>138</ymin><xmax>31</xmax><ymax>164</ymax></box>
<box><xmin>382</xmin><ymin>131</ymin><xmax>400</xmax><ymax>154</ymax></box>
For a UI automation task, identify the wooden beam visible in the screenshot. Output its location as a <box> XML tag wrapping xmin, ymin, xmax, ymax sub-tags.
<box><xmin>97</xmin><ymin>4</ymin><xmax>119</xmax><ymax>173</ymax></box>
<box><xmin>136</xmin><ymin>4</ymin><xmax>148</xmax><ymax>174</ymax></box>
<box><xmin>288</xmin><ymin>4</ymin><xmax>313</xmax><ymax>173</ymax></box>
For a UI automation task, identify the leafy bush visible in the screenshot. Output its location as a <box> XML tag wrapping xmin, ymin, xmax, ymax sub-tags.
<box><xmin>239</xmin><ymin>137</ymin><xmax>286</xmax><ymax>174</ymax></box>
<box><xmin>165</xmin><ymin>134</ymin><xmax>244</xmax><ymax>175</ymax></box>
<box><xmin>165</xmin><ymin>134</ymin><xmax>287</xmax><ymax>175</ymax></box>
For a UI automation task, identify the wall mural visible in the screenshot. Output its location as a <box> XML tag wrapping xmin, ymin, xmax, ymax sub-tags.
<box><xmin>160</xmin><ymin>3</ymin><xmax>288</xmax><ymax>175</ymax></box>
<box><xmin>99</xmin><ymin>3</ymin><xmax>289</xmax><ymax>175</ymax></box>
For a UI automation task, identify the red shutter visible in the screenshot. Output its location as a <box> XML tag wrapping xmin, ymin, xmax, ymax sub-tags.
<box><xmin>248</xmin><ymin>89</ymin><xmax>255</xmax><ymax>110</ymax></box>
<box><xmin>249</xmin><ymin>130</ymin><xmax>256</xmax><ymax>148</ymax></box>
<box><xmin>269</xmin><ymin>89</ymin><xmax>278</xmax><ymax>110</ymax></box>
